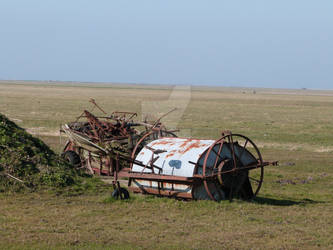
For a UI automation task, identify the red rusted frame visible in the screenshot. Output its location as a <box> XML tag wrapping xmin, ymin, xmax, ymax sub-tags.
<box><xmin>89</xmin><ymin>98</ymin><xmax>107</xmax><ymax>114</ymax></box>
<box><xmin>62</xmin><ymin>103</ymin><xmax>276</xmax><ymax>201</ymax></box>
<box><xmin>65</xmin><ymin>123</ymin><xmax>272</xmax><ymax>201</ymax></box>
<box><xmin>84</xmin><ymin>110</ymin><xmax>108</xmax><ymax>140</ymax></box>
<box><xmin>81</xmin><ymin>109</ymin><xmax>137</xmax><ymax>143</ymax></box>
<box><xmin>130</xmin><ymin>186</ymin><xmax>192</xmax><ymax>199</ymax></box>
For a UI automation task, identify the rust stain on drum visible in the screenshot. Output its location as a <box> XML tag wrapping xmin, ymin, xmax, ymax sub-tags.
<box><xmin>150</xmin><ymin>139</ymin><xmax>174</xmax><ymax>146</ymax></box>
<box><xmin>178</xmin><ymin>141</ymin><xmax>205</xmax><ymax>154</ymax></box>
<box><xmin>165</xmin><ymin>150</ymin><xmax>177</xmax><ymax>158</ymax></box>
<box><xmin>179</xmin><ymin>139</ymin><xmax>192</xmax><ymax>148</ymax></box>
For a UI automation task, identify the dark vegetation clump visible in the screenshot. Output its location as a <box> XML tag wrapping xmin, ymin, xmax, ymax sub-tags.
<box><xmin>0</xmin><ymin>113</ymin><xmax>82</xmax><ymax>192</ymax></box>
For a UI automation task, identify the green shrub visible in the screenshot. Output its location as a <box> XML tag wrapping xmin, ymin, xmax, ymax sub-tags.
<box><xmin>0</xmin><ymin>113</ymin><xmax>81</xmax><ymax>191</ymax></box>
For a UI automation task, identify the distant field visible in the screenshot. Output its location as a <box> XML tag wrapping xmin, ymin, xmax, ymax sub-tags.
<box><xmin>0</xmin><ymin>80</ymin><xmax>333</xmax><ymax>249</ymax></box>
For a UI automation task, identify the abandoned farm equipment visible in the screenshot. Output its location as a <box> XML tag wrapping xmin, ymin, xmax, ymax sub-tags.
<box><xmin>61</xmin><ymin>107</ymin><xmax>277</xmax><ymax>201</ymax></box>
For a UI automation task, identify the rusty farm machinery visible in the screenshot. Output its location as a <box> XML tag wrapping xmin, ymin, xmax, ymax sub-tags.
<box><xmin>61</xmin><ymin>101</ymin><xmax>277</xmax><ymax>201</ymax></box>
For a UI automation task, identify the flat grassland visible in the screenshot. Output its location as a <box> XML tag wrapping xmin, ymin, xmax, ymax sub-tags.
<box><xmin>0</xmin><ymin>81</ymin><xmax>333</xmax><ymax>249</ymax></box>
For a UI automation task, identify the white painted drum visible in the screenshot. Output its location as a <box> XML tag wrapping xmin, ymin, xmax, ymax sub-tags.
<box><xmin>132</xmin><ymin>137</ymin><xmax>215</xmax><ymax>177</ymax></box>
<box><xmin>130</xmin><ymin>137</ymin><xmax>258</xmax><ymax>201</ymax></box>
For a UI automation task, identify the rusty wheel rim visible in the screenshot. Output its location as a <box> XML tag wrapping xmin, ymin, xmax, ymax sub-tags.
<box><xmin>202</xmin><ymin>133</ymin><xmax>264</xmax><ymax>200</ymax></box>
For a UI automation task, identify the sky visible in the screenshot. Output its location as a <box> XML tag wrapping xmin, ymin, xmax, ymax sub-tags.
<box><xmin>0</xmin><ymin>1</ymin><xmax>332</xmax><ymax>89</ymax></box>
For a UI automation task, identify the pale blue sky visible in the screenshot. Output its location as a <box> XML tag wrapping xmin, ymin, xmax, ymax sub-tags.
<box><xmin>0</xmin><ymin>1</ymin><xmax>332</xmax><ymax>89</ymax></box>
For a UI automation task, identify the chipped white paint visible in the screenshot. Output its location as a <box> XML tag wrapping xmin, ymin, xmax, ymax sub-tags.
<box><xmin>132</xmin><ymin>137</ymin><xmax>215</xmax><ymax>177</ymax></box>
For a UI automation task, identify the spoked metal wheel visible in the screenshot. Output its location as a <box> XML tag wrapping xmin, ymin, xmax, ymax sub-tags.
<box><xmin>202</xmin><ymin>132</ymin><xmax>264</xmax><ymax>201</ymax></box>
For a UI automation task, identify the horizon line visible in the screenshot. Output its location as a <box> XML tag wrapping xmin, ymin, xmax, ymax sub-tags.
<box><xmin>0</xmin><ymin>79</ymin><xmax>332</xmax><ymax>91</ymax></box>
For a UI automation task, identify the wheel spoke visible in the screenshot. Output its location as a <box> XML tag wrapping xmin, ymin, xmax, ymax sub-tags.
<box><xmin>249</xmin><ymin>176</ymin><xmax>261</xmax><ymax>183</ymax></box>
<box><xmin>211</xmin><ymin>147</ymin><xmax>222</xmax><ymax>158</ymax></box>
<box><xmin>228</xmin><ymin>135</ymin><xmax>237</xmax><ymax>170</ymax></box>
<box><xmin>212</xmin><ymin>142</ymin><xmax>224</xmax><ymax>168</ymax></box>
<box><xmin>238</xmin><ymin>139</ymin><xmax>249</xmax><ymax>161</ymax></box>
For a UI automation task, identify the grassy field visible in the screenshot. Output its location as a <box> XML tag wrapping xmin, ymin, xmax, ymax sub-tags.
<box><xmin>1</xmin><ymin>80</ymin><xmax>333</xmax><ymax>249</ymax></box>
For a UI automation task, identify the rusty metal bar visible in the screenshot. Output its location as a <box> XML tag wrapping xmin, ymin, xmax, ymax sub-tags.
<box><xmin>122</xmin><ymin>172</ymin><xmax>194</xmax><ymax>183</ymax></box>
<box><xmin>129</xmin><ymin>186</ymin><xmax>192</xmax><ymax>199</ymax></box>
